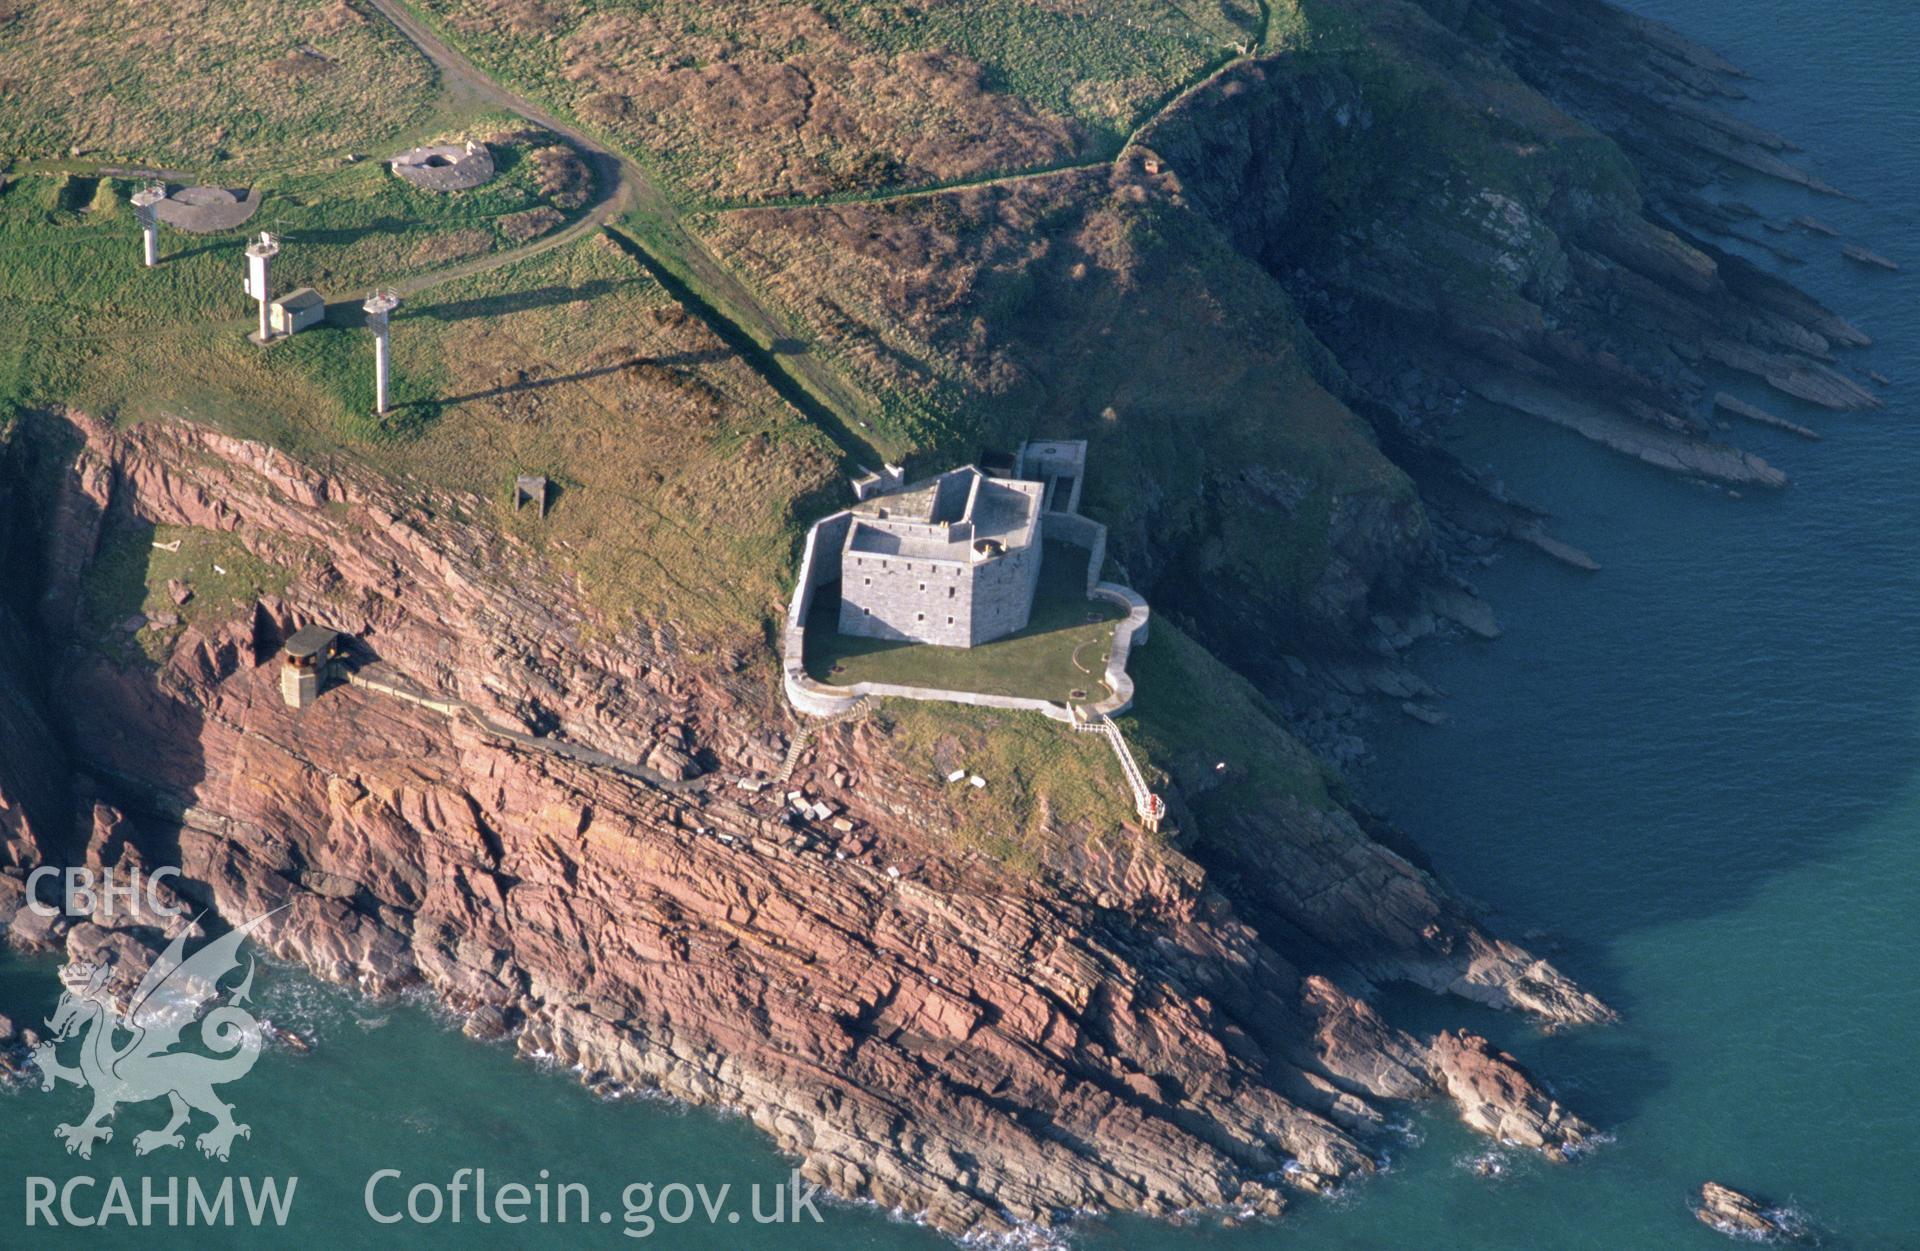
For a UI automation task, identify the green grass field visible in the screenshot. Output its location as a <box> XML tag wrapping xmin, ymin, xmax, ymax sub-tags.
<box><xmin>365</xmin><ymin>236</ymin><xmax>841</xmax><ymax>647</ymax></box>
<box><xmin>875</xmin><ymin>700</ymin><xmax>1144</xmax><ymax>873</ymax></box>
<box><xmin>1119</xmin><ymin>621</ymin><xmax>1336</xmax><ymax>822</ymax></box>
<box><xmin>0</xmin><ymin>157</ymin><xmax>838</xmax><ymax>651</ymax></box>
<box><xmin>864</xmin><ymin>614</ymin><xmax>1341</xmax><ymax>873</ymax></box>
<box><xmin>805</xmin><ymin>539</ymin><xmax>1120</xmax><ymax>703</ymax></box>
<box><xmin>0</xmin><ymin>0</ymin><xmax>1415</xmax><ymax>876</ymax></box>
<box><xmin>80</xmin><ymin>522</ymin><xmax>295</xmax><ymax>664</ymax></box>
<box><xmin>0</xmin><ymin>0</ymin><xmax>441</xmax><ymax>170</ymax></box>
<box><xmin>409</xmin><ymin>0</ymin><xmax>1274</xmax><ymax>204</ymax></box>
<box><xmin>0</xmin><ymin>118</ymin><xmax>599</xmax><ymax>424</ymax></box>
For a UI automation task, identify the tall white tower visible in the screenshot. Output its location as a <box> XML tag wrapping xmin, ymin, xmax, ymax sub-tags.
<box><xmin>244</xmin><ymin>231</ymin><xmax>280</xmax><ymax>344</ymax></box>
<box><xmin>130</xmin><ymin>182</ymin><xmax>166</xmax><ymax>268</ymax></box>
<box><xmin>362</xmin><ymin>290</ymin><xmax>400</xmax><ymax>415</ymax></box>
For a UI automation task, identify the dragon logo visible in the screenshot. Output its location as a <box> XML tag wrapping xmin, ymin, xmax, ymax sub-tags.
<box><xmin>31</xmin><ymin>910</ymin><xmax>278</xmax><ymax>1161</ymax></box>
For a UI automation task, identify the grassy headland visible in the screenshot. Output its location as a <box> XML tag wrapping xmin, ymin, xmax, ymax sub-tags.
<box><xmin>0</xmin><ymin>0</ymin><xmax>1677</xmax><ymax>857</ymax></box>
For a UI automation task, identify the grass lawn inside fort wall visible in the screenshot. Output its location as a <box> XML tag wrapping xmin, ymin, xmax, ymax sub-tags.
<box><xmin>804</xmin><ymin>539</ymin><xmax>1124</xmax><ymax>704</ymax></box>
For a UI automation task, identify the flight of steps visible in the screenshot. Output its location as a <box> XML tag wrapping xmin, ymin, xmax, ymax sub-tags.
<box><xmin>1073</xmin><ymin>712</ymin><xmax>1164</xmax><ymax>827</ymax></box>
<box><xmin>777</xmin><ymin>698</ymin><xmax>872</xmax><ymax>784</ymax></box>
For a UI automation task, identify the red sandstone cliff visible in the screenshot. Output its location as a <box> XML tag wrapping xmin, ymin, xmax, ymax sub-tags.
<box><xmin>0</xmin><ymin>409</ymin><xmax>1605</xmax><ymax>1236</ymax></box>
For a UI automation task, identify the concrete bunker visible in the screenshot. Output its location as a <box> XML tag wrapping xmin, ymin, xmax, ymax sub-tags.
<box><xmin>153</xmin><ymin>186</ymin><xmax>262</xmax><ymax>234</ymax></box>
<box><xmin>280</xmin><ymin>624</ymin><xmax>342</xmax><ymax>709</ymax></box>
<box><xmin>391</xmin><ymin>141</ymin><xmax>496</xmax><ymax>193</ymax></box>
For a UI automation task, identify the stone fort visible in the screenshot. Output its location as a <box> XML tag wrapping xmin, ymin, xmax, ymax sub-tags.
<box><xmin>837</xmin><ymin>441</ymin><xmax>1088</xmax><ymax>649</ymax></box>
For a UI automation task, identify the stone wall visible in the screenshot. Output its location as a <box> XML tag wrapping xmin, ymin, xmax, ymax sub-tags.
<box><xmin>967</xmin><ymin>545</ymin><xmax>1039</xmax><ymax>645</ymax></box>
<box><xmin>839</xmin><ymin>552</ymin><xmax>973</xmax><ymax>647</ymax></box>
<box><xmin>1093</xmin><ymin>582</ymin><xmax>1150</xmax><ymax>716</ymax></box>
<box><xmin>787</xmin><ymin>509</ymin><xmax>852</xmax><ymax>630</ymax></box>
<box><xmin>834</xmin><ymin>682</ymin><xmax>1076</xmax><ymax>722</ymax></box>
<box><xmin>782</xmin><ymin>583</ymin><xmax>1151</xmax><ymax>725</ymax></box>
<box><xmin>1040</xmin><ymin>511</ymin><xmax>1106</xmax><ymax>592</ymax></box>
<box><xmin>782</xmin><ymin>623</ymin><xmax>864</xmax><ymax>718</ymax></box>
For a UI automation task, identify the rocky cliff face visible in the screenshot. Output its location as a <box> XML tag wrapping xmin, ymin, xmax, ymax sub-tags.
<box><xmin>0</xmin><ymin>425</ymin><xmax>72</xmax><ymax>871</ymax></box>
<box><xmin>0</xmin><ymin>408</ymin><xmax>1601</xmax><ymax>1236</ymax></box>
<box><xmin>5</xmin><ymin>1</ymin><xmax>1833</xmax><ymax>1237</ymax></box>
<box><xmin>0</xmin><ymin>598</ymin><xmax>66</xmax><ymax>871</ymax></box>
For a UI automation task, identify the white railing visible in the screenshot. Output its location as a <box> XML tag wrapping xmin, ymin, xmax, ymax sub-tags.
<box><xmin>1077</xmin><ymin>712</ymin><xmax>1163</xmax><ymax>827</ymax></box>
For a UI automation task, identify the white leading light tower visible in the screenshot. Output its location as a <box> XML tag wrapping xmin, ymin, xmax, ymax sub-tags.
<box><xmin>244</xmin><ymin>231</ymin><xmax>281</xmax><ymax>344</ymax></box>
<box><xmin>362</xmin><ymin>289</ymin><xmax>400</xmax><ymax>416</ymax></box>
<box><xmin>130</xmin><ymin>182</ymin><xmax>166</xmax><ymax>268</ymax></box>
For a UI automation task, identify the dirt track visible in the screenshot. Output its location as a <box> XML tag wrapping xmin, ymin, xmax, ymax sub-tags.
<box><xmin>366</xmin><ymin>0</ymin><xmax>885</xmax><ymax>460</ymax></box>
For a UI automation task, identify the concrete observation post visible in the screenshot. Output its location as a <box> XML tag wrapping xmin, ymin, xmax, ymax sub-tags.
<box><xmin>244</xmin><ymin>231</ymin><xmax>281</xmax><ymax>344</ymax></box>
<box><xmin>130</xmin><ymin>182</ymin><xmax>167</xmax><ymax>267</ymax></box>
<box><xmin>280</xmin><ymin>625</ymin><xmax>341</xmax><ymax>709</ymax></box>
<box><xmin>362</xmin><ymin>289</ymin><xmax>400</xmax><ymax>416</ymax></box>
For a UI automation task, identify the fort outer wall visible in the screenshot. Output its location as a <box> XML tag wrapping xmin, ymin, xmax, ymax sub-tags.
<box><xmin>784</xmin><ymin>510</ymin><xmax>862</xmax><ymax>717</ymax></box>
<box><xmin>1038</xmin><ymin>512</ymin><xmax>1106</xmax><ymax>592</ymax></box>
<box><xmin>782</xmin><ymin>505</ymin><xmax>1147</xmax><ymax>722</ymax></box>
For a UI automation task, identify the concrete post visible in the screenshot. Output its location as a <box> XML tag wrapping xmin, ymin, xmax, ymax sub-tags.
<box><xmin>130</xmin><ymin>183</ymin><xmax>166</xmax><ymax>268</ymax></box>
<box><xmin>244</xmin><ymin>231</ymin><xmax>280</xmax><ymax>344</ymax></box>
<box><xmin>374</xmin><ymin>332</ymin><xmax>390</xmax><ymax>414</ymax></box>
<box><xmin>362</xmin><ymin>290</ymin><xmax>400</xmax><ymax>416</ymax></box>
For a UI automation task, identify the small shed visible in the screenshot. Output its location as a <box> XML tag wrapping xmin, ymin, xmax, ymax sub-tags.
<box><xmin>270</xmin><ymin>288</ymin><xmax>326</xmax><ymax>336</ymax></box>
<box><xmin>514</xmin><ymin>474</ymin><xmax>550</xmax><ymax>518</ymax></box>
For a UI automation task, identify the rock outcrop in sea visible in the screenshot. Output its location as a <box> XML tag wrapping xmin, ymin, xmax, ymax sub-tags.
<box><xmin>1428</xmin><ymin>1031</ymin><xmax>1591</xmax><ymax>1161</ymax></box>
<box><xmin>1696</xmin><ymin>1181</ymin><xmax>1805</xmax><ymax>1241</ymax></box>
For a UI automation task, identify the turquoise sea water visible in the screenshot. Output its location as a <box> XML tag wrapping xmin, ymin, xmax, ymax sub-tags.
<box><xmin>4</xmin><ymin>2</ymin><xmax>1917</xmax><ymax>1246</ymax></box>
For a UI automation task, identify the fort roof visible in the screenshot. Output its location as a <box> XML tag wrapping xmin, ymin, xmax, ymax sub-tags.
<box><xmin>852</xmin><ymin>481</ymin><xmax>942</xmax><ymax>523</ymax></box>
<box><xmin>273</xmin><ymin>287</ymin><xmax>324</xmax><ymax>311</ymax></box>
<box><xmin>845</xmin><ymin>467</ymin><xmax>1040</xmax><ymax>565</ymax></box>
<box><xmin>283</xmin><ymin>624</ymin><xmax>340</xmax><ymax>660</ymax></box>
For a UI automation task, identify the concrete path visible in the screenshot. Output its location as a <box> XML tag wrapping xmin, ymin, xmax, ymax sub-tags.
<box><xmin>346</xmin><ymin>665</ymin><xmax>692</xmax><ymax>793</ymax></box>
<box><xmin>699</xmin><ymin>1</ymin><xmax>1279</xmax><ymax>216</ymax></box>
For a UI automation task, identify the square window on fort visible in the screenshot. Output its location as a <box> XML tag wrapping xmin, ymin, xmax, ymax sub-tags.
<box><xmin>946</xmin><ymin>616</ymin><xmax>954</xmax><ymax>626</ymax></box>
<box><xmin>863</xmin><ymin>608</ymin><xmax>871</xmax><ymax>616</ymax></box>
<box><xmin>864</xmin><ymin>577</ymin><xmax>871</xmax><ymax>586</ymax></box>
<box><xmin>919</xmin><ymin>583</ymin><xmax>926</xmax><ymax>592</ymax></box>
<box><xmin>916</xmin><ymin>613</ymin><xmax>925</xmax><ymax>622</ymax></box>
<box><xmin>948</xmin><ymin>586</ymin><xmax>956</xmax><ymax>599</ymax></box>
